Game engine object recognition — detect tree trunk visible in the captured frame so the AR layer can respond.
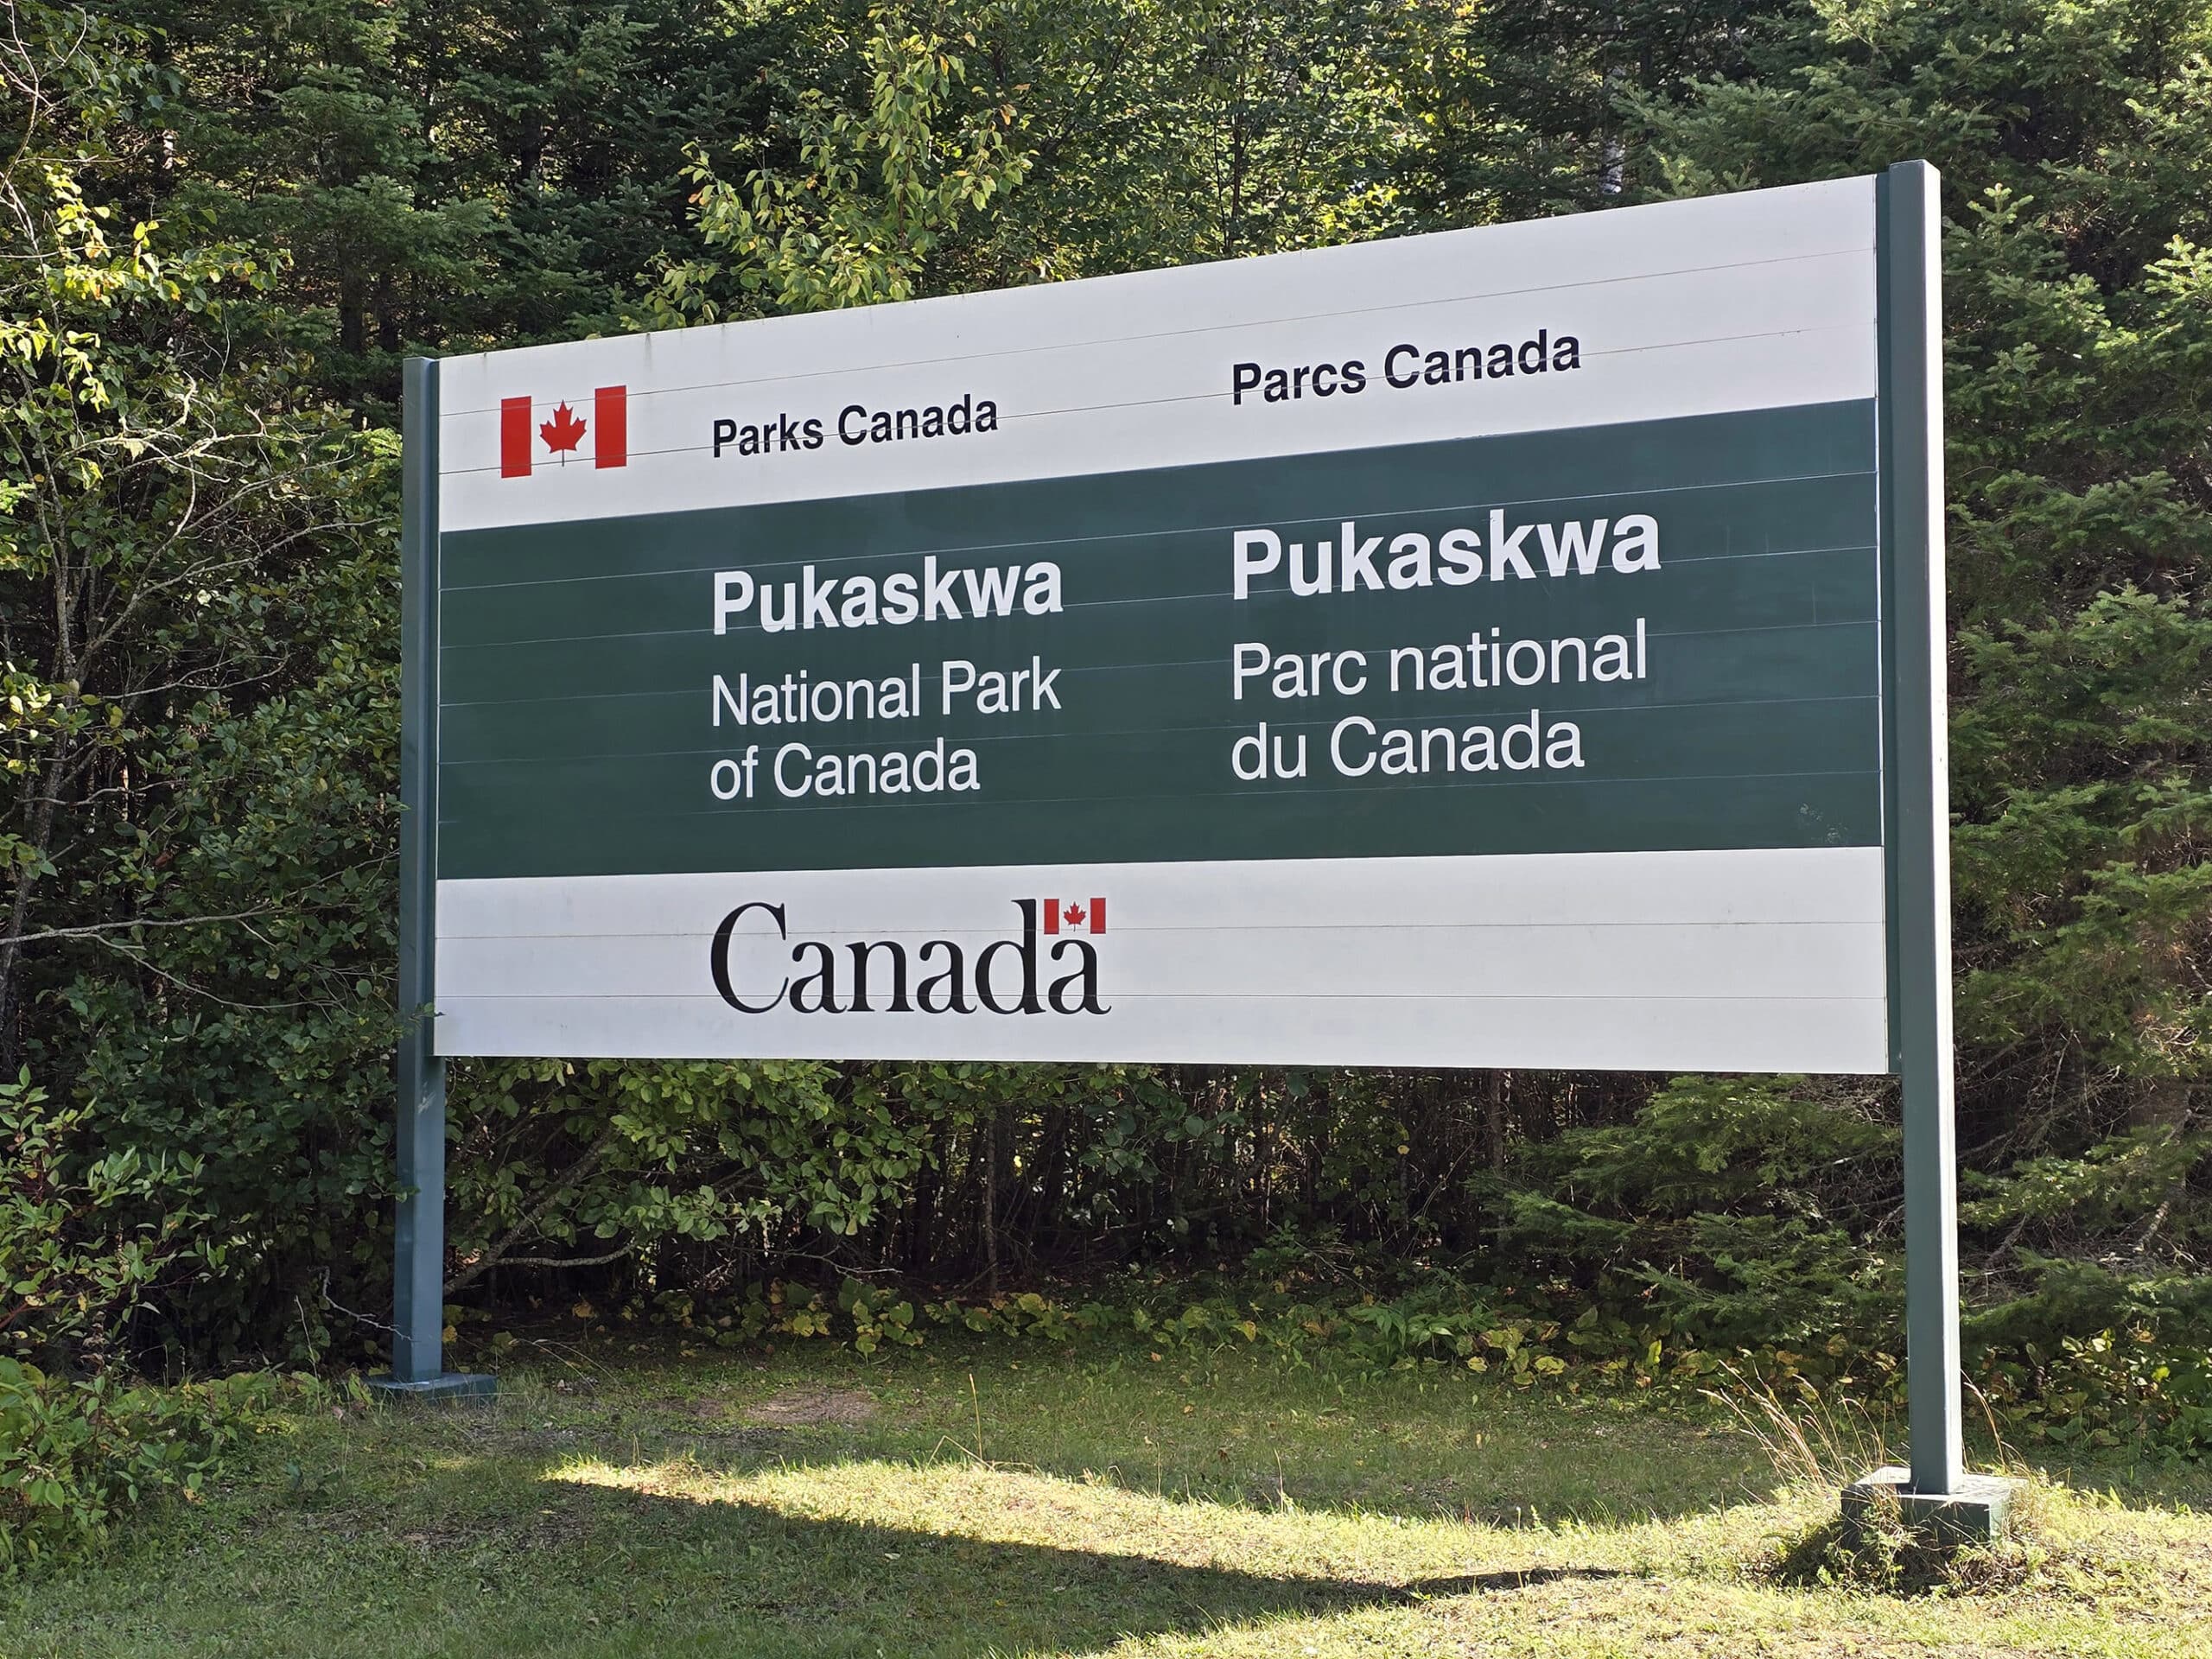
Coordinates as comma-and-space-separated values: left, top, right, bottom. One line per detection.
981, 1115, 1001, 1297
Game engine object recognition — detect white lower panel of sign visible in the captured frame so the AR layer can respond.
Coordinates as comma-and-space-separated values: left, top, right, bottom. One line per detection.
434, 847, 1889, 1071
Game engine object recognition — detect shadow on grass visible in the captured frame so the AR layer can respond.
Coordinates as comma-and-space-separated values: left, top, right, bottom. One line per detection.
480, 1344, 1775, 1529
505, 1414, 1757, 1531
499, 1465, 1632, 1655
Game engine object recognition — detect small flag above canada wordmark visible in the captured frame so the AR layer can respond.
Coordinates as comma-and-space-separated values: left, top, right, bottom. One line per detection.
500, 385, 627, 477
1040, 899, 1106, 936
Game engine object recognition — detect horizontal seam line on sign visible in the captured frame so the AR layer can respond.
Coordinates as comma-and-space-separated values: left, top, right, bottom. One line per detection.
435, 921, 1885, 941
432, 442, 1878, 582
437, 760, 1883, 794
435, 696, 1881, 766
436, 682, 1878, 720
433, 246, 1876, 418
435, 769, 1881, 831
435, 677, 1876, 715
437, 509, 1878, 596
435, 847, 1883, 878
402, 995, 1885, 1008
435, 594, 1883, 658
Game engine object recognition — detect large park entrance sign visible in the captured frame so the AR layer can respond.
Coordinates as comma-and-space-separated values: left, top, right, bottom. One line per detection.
391, 162, 1974, 1518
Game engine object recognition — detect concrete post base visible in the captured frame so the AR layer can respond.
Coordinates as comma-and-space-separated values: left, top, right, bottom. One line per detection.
365, 1372, 498, 1405
1841, 1465, 2019, 1547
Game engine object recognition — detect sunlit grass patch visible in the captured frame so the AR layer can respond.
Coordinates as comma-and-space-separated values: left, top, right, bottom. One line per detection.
551, 1452, 1567, 1581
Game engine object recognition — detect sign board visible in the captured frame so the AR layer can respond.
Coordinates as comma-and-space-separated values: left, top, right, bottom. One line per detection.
393, 165, 1968, 1511
420, 173, 1924, 1075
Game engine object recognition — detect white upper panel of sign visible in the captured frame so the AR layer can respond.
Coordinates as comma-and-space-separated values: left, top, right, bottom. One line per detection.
436, 175, 1876, 534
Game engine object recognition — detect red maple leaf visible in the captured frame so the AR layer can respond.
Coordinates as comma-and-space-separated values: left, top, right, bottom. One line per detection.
540, 402, 588, 456
1063, 903, 1085, 928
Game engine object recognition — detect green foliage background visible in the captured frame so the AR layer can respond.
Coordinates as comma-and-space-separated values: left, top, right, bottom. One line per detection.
1, 0, 2206, 1446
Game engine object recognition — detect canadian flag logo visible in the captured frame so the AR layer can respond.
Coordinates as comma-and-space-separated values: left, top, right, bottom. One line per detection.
1039, 898, 1106, 936
501, 386, 627, 477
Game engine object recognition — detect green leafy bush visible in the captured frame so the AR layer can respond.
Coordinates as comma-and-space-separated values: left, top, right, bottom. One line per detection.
0, 1070, 260, 1570
0, 1071, 219, 1371
1490, 1077, 1903, 1359
0, 1363, 255, 1572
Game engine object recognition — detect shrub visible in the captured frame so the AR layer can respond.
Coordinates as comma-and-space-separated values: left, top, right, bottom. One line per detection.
0, 1363, 252, 1572
0, 1070, 220, 1371
0, 1070, 245, 1568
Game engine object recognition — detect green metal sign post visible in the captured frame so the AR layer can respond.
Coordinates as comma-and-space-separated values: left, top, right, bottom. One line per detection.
1843, 160, 2012, 1538
371, 354, 493, 1402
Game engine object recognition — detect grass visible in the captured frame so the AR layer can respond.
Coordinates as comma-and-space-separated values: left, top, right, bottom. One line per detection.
4, 1333, 2210, 1656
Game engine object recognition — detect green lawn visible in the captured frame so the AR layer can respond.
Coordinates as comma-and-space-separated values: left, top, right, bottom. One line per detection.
6, 1337, 2209, 1656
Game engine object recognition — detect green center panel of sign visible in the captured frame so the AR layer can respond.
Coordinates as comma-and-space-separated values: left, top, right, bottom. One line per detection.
437, 399, 1881, 880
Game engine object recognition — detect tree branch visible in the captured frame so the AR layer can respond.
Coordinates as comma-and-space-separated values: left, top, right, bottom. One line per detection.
2, 906, 286, 946
444, 1128, 625, 1296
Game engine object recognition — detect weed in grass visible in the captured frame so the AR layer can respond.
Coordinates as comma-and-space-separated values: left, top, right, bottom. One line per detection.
1701, 1362, 1895, 1493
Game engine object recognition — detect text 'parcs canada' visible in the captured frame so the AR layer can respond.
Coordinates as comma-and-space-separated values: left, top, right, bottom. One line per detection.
1231, 329, 1582, 406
